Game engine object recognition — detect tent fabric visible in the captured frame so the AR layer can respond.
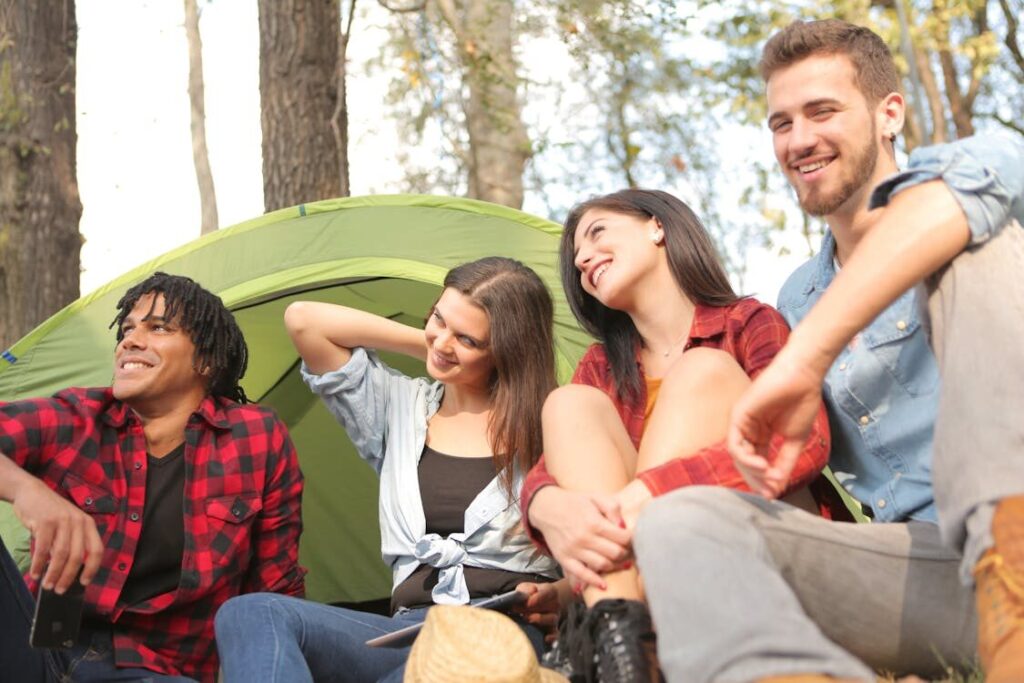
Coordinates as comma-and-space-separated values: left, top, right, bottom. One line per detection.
0, 194, 593, 604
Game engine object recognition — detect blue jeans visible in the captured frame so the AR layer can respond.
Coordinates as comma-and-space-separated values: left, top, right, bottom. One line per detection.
0, 535, 196, 683
214, 592, 546, 683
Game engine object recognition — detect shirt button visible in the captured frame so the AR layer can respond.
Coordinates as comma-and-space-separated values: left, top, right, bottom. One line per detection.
896, 320, 907, 331
118, 562, 127, 571
838, 363, 847, 371
859, 415, 870, 426
134, 461, 142, 470
130, 512, 140, 522
84, 497, 93, 505
877, 499, 887, 509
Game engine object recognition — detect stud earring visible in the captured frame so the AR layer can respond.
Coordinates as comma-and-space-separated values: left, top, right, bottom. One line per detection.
650, 230, 663, 245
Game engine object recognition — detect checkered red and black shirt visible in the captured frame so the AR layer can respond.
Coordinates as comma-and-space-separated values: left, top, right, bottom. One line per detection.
0, 388, 306, 682
521, 298, 837, 550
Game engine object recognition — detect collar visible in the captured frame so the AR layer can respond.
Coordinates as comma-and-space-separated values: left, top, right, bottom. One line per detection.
805, 229, 839, 295
688, 302, 729, 342
101, 393, 232, 430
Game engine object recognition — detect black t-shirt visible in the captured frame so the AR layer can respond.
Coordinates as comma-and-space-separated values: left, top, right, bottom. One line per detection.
119, 442, 186, 607
390, 445, 551, 612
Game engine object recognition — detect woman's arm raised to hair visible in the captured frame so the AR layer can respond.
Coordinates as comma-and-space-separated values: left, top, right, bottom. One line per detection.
284, 301, 427, 375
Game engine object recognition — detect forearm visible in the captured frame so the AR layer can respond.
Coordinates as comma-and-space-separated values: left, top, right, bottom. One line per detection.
0, 453, 37, 503
285, 301, 426, 374
786, 180, 970, 374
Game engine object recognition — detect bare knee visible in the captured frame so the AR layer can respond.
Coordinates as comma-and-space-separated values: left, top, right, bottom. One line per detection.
542, 383, 614, 425
662, 347, 748, 394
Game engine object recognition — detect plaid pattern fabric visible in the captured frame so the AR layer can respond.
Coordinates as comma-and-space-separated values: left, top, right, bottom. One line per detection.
0, 388, 305, 682
521, 298, 834, 551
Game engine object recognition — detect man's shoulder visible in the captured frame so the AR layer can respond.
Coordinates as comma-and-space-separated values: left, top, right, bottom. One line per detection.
214, 398, 285, 429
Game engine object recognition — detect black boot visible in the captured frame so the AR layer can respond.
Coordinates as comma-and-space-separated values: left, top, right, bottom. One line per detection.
587, 599, 660, 683
541, 601, 589, 682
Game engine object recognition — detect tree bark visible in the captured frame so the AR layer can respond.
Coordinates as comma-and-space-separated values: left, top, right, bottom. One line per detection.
184, 0, 219, 234
258, 0, 342, 212
436, 0, 530, 209
0, 0, 82, 351
329, 0, 357, 198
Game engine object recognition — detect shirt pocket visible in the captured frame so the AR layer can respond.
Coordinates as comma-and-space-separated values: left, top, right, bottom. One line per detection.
202, 494, 262, 568
60, 473, 118, 536
860, 292, 939, 397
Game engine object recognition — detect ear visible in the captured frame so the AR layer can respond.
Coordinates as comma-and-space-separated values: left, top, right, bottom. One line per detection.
877, 91, 905, 145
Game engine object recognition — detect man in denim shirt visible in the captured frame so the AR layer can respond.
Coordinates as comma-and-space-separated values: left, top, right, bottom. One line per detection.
633, 19, 1023, 683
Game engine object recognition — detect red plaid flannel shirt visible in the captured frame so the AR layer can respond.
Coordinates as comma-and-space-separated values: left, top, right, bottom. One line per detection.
521, 298, 839, 550
0, 388, 306, 682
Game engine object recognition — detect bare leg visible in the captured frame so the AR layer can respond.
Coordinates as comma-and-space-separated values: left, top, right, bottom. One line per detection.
543, 384, 641, 604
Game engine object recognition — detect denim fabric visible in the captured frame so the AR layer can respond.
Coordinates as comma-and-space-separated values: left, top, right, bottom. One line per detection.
214, 592, 546, 683
871, 133, 1024, 245
301, 348, 557, 604
778, 229, 940, 522
0, 535, 195, 683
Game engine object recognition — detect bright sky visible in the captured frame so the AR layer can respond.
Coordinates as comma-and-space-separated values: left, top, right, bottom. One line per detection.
76, 0, 809, 300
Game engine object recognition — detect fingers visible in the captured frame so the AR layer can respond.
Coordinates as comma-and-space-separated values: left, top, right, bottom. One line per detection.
28, 521, 52, 582
41, 521, 71, 591
763, 437, 806, 498
80, 521, 104, 586
55, 520, 86, 593
562, 558, 606, 591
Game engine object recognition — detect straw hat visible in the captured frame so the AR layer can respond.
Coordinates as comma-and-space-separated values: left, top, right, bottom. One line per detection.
404, 605, 569, 683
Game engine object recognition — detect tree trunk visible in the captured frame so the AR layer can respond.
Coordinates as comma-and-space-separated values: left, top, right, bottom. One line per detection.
184, 0, 219, 234
0, 0, 82, 351
437, 0, 530, 209
330, 0, 357, 199
258, 0, 342, 212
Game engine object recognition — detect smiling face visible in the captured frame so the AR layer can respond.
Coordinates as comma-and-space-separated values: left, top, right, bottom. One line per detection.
112, 293, 207, 413
572, 208, 663, 312
766, 54, 898, 219
423, 287, 496, 391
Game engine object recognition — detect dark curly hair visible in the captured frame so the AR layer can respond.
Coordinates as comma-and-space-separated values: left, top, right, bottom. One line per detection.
110, 272, 249, 403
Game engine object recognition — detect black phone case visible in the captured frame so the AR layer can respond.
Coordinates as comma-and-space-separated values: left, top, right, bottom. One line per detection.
30, 582, 86, 649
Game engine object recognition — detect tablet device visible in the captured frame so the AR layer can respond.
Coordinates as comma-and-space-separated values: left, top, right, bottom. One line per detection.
365, 589, 527, 649
30, 581, 86, 649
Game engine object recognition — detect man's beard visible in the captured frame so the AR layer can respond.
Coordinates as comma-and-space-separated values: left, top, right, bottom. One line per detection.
798, 127, 878, 217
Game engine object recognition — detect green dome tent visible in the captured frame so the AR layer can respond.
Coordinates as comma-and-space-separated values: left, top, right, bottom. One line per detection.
0, 194, 593, 605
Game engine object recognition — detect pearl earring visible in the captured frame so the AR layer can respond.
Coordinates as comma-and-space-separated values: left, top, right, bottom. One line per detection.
650, 230, 663, 245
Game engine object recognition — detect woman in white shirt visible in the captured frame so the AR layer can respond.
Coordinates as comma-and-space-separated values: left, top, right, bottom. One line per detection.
215, 257, 565, 683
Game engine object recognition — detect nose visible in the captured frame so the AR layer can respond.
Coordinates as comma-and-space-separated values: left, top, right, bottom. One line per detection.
574, 245, 591, 273
432, 328, 453, 353
119, 327, 146, 350
787, 117, 818, 159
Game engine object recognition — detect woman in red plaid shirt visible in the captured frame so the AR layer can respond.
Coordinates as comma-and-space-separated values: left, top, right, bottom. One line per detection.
521, 189, 833, 683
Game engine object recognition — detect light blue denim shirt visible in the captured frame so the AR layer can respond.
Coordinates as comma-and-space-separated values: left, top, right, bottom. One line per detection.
778, 133, 1024, 522
871, 132, 1024, 242
302, 347, 558, 605
779, 232, 940, 522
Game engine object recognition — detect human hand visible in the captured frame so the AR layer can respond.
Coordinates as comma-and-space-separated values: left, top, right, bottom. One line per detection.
615, 480, 653, 533
527, 486, 631, 591
12, 478, 104, 593
513, 580, 569, 637
727, 350, 825, 498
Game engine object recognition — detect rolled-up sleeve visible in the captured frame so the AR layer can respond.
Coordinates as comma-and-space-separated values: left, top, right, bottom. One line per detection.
870, 134, 1024, 246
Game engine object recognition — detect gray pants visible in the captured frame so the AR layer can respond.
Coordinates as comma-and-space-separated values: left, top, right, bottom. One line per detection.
635, 222, 1024, 683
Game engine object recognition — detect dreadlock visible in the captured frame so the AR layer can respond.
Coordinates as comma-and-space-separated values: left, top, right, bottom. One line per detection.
110, 272, 249, 403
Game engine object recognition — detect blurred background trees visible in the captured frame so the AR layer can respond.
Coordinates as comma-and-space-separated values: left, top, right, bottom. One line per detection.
2, 0, 1021, 346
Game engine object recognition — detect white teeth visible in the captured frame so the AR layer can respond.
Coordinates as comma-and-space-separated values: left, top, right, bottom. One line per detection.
123, 361, 149, 370
592, 264, 610, 285
798, 159, 830, 173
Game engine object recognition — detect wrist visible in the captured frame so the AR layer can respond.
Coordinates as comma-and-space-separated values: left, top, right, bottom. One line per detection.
779, 326, 839, 380
527, 484, 558, 530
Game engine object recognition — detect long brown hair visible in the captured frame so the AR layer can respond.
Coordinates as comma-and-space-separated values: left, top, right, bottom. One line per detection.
442, 257, 557, 498
560, 189, 738, 400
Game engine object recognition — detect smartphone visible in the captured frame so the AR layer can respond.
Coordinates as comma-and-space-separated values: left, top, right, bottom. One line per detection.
365, 589, 528, 649
30, 581, 86, 649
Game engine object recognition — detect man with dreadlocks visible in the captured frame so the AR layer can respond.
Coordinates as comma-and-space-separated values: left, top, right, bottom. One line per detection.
0, 272, 306, 682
